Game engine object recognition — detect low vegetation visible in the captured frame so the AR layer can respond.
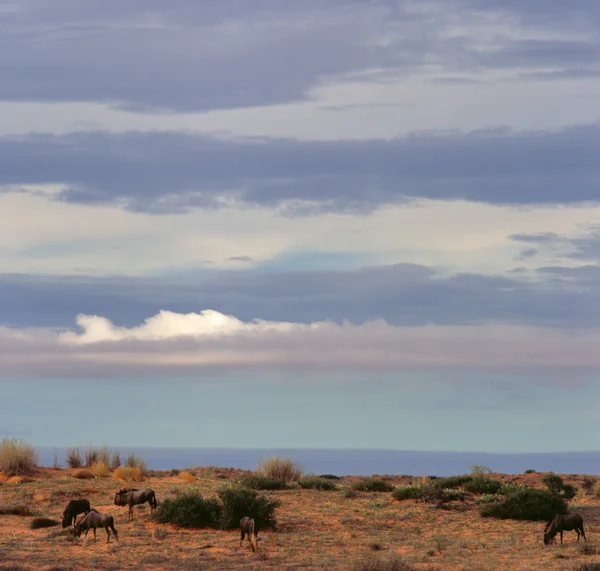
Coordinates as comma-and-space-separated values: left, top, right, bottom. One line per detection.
30, 517, 59, 529
255, 456, 303, 482
66, 447, 83, 469
464, 477, 502, 494
126, 452, 148, 475
0, 438, 38, 476
352, 478, 394, 493
480, 487, 568, 521
353, 554, 416, 571
240, 475, 288, 490
91, 461, 110, 478
113, 466, 143, 482
298, 476, 338, 491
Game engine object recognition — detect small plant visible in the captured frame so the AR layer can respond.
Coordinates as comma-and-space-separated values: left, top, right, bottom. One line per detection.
471, 464, 493, 477
126, 453, 148, 474
392, 485, 422, 501
464, 478, 502, 495
52, 452, 61, 470
84, 447, 99, 467
113, 466, 143, 482
241, 475, 288, 490
66, 448, 82, 469
0, 438, 38, 476
433, 534, 450, 553
97, 446, 112, 466
473, 493, 503, 504
319, 474, 341, 480
580, 543, 597, 555
499, 482, 529, 495
576, 563, 600, 571
369, 542, 385, 551
218, 485, 281, 530
298, 476, 337, 491
435, 475, 473, 489
91, 461, 109, 478
0, 504, 31, 515
180, 471, 196, 483
524, 469, 537, 474
154, 527, 169, 540
352, 478, 394, 493
480, 487, 567, 521
111, 451, 121, 470
255, 456, 303, 482
151, 492, 221, 528
345, 488, 359, 499
31, 517, 60, 529
542, 473, 577, 499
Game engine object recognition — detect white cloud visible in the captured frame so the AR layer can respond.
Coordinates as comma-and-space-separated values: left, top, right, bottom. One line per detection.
2, 309, 600, 377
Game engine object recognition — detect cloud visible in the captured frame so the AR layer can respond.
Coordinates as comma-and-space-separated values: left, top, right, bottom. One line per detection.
511, 228, 600, 263
2, 308, 600, 378
2, 125, 600, 214
0, 1, 598, 113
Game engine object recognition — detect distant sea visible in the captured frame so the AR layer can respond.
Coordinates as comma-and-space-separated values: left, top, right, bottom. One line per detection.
35, 448, 600, 476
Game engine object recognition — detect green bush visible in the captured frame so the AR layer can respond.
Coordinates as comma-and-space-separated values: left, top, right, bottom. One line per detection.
240, 475, 288, 490
542, 473, 578, 499
464, 478, 502, 494
0, 438, 38, 476
479, 488, 567, 521
352, 478, 394, 493
319, 474, 341, 480
298, 477, 337, 491
392, 485, 422, 501
435, 475, 473, 489
218, 485, 281, 530
151, 492, 221, 528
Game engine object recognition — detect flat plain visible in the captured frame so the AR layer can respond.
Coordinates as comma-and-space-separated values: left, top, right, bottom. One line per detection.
1, 468, 599, 570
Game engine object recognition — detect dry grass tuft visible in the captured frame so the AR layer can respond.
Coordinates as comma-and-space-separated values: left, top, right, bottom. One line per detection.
256, 456, 303, 482
30, 517, 60, 529
0, 438, 38, 476
180, 470, 196, 483
72, 469, 94, 480
0, 504, 31, 516
113, 466, 143, 482
65, 448, 82, 469
353, 554, 416, 571
91, 461, 110, 478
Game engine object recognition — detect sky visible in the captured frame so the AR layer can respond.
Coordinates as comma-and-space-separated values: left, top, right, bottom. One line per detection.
1, 0, 600, 453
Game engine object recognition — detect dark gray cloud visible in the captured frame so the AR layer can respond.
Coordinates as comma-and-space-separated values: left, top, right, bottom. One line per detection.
511, 228, 600, 263
2, 125, 600, 213
0, 0, 598, 112
3, 260, 600, 330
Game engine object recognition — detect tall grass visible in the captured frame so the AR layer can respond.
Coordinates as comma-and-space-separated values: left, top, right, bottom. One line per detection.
114, 466, 143, 482
126, 452, 148, 474
66, 447, 82, 469
91, 461, 109, 478
0, 438, 38, 476
256, 456, 303, 482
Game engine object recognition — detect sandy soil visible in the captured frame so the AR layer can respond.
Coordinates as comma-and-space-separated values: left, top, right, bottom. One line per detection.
0, 468, 599, 570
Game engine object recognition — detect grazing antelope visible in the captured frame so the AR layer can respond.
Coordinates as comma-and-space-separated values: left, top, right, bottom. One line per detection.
74, 509, 119, 544
61, 499, 91, 529
544, 513, 586, 545
114, 488, 158, 521
240, 516, 259, 551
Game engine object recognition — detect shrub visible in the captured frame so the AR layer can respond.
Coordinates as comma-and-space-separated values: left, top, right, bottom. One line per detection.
256, 456, 303, 482
480, 488, 567, 521
345, 488, 359, 499
113, 466, 143, 482
84, 448, 99, 467
0, 438, 38, 476
352, 554, 416, 571
435, 475, 473, 489
319, 474, 341, 480
471, 464, 493, 477
392, 485, 422, 501
499, 482, 529, 495
581, 477, 596, 495
0, 504, 31, 515
180, 470, 196, 483
91, 461, 109, 478
464, 478, 502, 495
576, 565, 600, 571
31, 517, 59, 529
524, 469, 537, 474
241, 475, 288, 490
218, 485, 281, 530
580, 543, 597, 556
352, 478, 394, 493
66, 448, 82, 469
72, 469, 94, 479
298, 477, 337, 491
474, 493, 503, 504
542, 473, 578, 499
111, 452, 121, 470
126, 453, 148, 474
151, 492, 221, 528
97, 446, 112, 467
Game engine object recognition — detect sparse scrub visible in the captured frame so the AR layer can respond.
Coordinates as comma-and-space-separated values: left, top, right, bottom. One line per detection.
576, 563, 600, 571
435, 475, 473, 489
351, 478, 394, 493
30, 517, 59, 529
96, 446, 112, 466
151, 492, 221, 528
180, 470, 196, 483
83, 447, 99, 467
0, 438, 38, 476
499, 482, 529, 495
471, 464, 493, 477
480, 487, 567, 521
113, 466, 143, 482
218, 485, 281, 530
524, 469, 537, 474
66, 448, 82, 469
298, 476, 337, 491
473, 493, 503, 504
464, 477, 502, 495
241, 475, 288, 490
542, 473, 577, 499
352, 554, 416, 571
580, 543, 598, 555
582, 476, 596, 495
91, 461, 109, 477
319, 474, 341, 480
154, 527, 169, 540
126, 453, 148, 474
256, 456, 303, 482
392, 485, 422, 501
111, 452, 121, 470
345, 488, 359, 499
